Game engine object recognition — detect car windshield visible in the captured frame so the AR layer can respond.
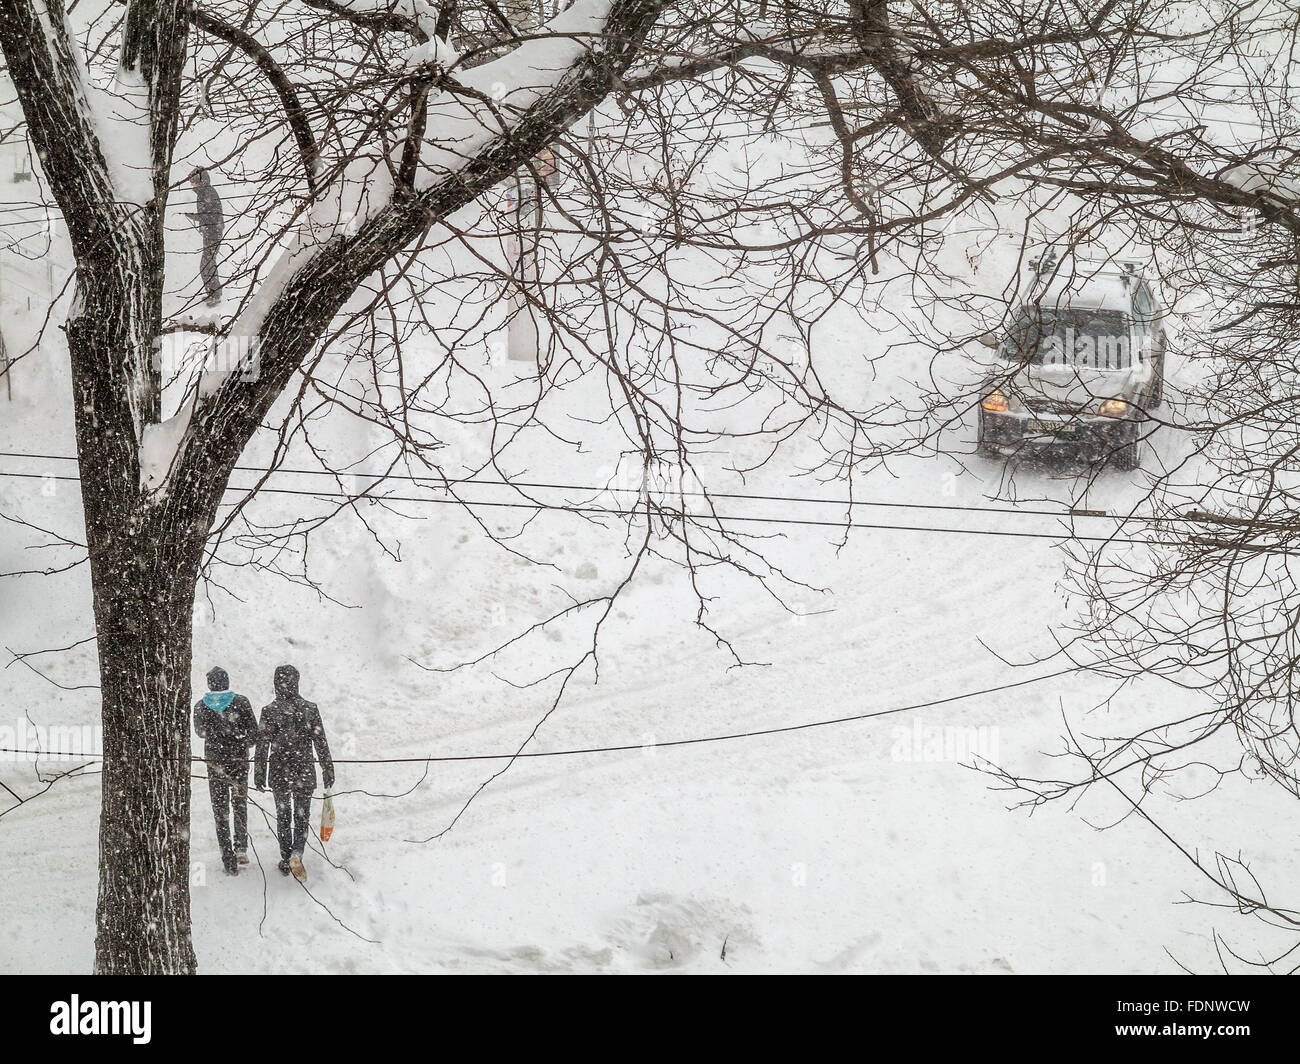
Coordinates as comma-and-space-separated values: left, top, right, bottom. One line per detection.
1002, 307, 1135, 369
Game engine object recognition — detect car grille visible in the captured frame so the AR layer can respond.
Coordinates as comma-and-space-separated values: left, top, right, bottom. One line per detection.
1021, 396, 1080, 416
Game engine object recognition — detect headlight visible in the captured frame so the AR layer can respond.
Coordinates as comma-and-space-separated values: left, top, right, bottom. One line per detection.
982, 389, 1010, 413
1098, 398, 1128, 417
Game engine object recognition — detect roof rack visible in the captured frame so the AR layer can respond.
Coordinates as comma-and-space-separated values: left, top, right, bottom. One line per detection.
1026, 251, 1146, 289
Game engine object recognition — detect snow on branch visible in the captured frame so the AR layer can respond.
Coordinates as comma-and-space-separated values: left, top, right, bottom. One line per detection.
413, 0, 617, 188
82, 66, 156, 208
146, 0, 663, 503
225, 0, 624, 347
0, 0, 147, 238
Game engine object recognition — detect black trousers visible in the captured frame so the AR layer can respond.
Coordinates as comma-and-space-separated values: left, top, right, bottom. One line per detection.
273, 789, 313, 860
207, 760, 249, 861
199, 232, 222, 304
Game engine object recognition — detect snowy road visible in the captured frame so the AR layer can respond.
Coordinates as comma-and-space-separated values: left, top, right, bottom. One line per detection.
0, 400, 1263, 972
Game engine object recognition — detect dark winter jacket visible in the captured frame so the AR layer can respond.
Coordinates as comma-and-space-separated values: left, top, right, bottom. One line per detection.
193, 690, 259, 767
255, 665, 335, 794
186, 171, 224, 238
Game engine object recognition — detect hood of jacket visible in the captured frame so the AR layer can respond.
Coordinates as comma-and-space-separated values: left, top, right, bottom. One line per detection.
273, 665, 300, 701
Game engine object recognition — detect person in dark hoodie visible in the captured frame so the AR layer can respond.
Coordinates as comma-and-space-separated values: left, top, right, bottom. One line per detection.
255, 665, 334, 881
185, 166, 224, 305
193, 666, 260, 876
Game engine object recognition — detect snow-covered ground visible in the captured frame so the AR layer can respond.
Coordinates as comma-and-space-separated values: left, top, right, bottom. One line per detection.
0, 241, 1285, 973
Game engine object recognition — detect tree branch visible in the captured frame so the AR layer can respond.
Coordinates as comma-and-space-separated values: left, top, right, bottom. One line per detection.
191, 7, 321, 194
0, 0, 128, 260
170, 0, 669, 518
295, 0, 424, 37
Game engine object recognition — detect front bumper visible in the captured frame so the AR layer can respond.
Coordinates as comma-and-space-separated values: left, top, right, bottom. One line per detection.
980, 407, 1137, 458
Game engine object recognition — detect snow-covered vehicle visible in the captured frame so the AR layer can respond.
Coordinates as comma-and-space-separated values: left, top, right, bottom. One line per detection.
977, 258, 1167, 470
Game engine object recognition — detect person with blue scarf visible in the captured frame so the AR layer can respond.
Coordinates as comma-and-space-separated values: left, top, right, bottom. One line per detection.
193, 666, 260, 876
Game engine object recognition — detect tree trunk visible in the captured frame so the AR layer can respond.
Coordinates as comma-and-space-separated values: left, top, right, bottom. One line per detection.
89, 525, 201, 974
58, 186, 209, 969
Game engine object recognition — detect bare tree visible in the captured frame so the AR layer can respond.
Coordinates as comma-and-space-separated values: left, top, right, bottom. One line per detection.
0, 0, 676, 975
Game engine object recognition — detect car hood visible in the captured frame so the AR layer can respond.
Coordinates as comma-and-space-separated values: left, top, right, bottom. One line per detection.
998, 360, 1151, 407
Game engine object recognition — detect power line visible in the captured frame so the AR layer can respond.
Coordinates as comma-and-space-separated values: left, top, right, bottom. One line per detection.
0, 657, 1097, 767
0, 447, 1173, 522
3, 454, 1287, 551
0, 466, 1163, 547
